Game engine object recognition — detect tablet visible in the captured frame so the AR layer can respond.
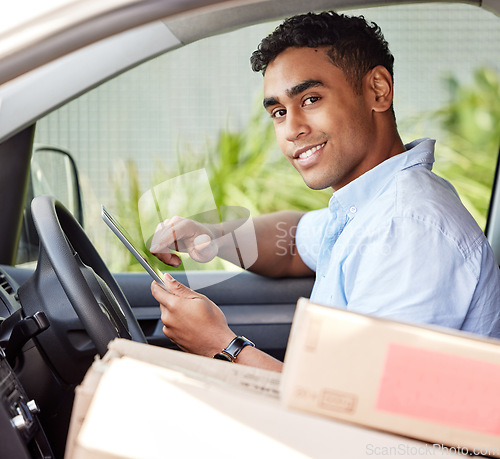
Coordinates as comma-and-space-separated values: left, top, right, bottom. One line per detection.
101, 205, 170, 292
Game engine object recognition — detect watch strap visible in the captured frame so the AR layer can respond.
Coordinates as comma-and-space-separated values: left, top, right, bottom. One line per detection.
213, 336, 255, 362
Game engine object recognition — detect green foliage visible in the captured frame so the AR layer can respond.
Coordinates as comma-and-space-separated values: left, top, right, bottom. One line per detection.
440, 68, 500, 148
432, 67, 500, 228
110, 161, 157, 272
108, 160, 186, 273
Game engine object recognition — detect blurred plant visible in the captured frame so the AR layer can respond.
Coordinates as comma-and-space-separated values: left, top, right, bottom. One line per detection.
439, 68, 500, 148
432, 67, 500, 228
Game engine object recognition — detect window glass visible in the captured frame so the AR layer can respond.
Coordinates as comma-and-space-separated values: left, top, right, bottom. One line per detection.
33, 3, 500, 272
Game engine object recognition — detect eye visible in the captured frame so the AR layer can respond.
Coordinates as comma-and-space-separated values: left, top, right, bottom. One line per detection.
303, 96, 320, 106
271, 108, 287, 119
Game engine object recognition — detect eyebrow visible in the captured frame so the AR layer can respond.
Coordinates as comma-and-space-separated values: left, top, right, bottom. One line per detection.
263, 79, 324, 109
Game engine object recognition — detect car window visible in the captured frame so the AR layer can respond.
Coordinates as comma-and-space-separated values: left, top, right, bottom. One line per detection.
32, 3, 500, 273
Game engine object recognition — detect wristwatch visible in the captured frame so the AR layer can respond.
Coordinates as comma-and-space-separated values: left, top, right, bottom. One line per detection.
213, 336, 255, 362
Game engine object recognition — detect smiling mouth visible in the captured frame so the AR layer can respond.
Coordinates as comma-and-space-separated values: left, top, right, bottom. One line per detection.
296, 142, 326, 160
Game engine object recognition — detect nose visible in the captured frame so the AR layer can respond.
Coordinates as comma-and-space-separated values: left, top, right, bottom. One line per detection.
285, 109, 310, 142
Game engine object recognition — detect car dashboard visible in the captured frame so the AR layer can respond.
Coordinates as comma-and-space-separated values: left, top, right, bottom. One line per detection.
0, 269, 54, 458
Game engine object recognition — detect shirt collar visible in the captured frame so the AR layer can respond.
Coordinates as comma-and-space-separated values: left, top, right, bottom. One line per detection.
328, 138, 436, 217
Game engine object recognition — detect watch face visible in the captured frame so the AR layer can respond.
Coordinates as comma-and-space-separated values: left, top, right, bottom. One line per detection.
213, 353, 232, 362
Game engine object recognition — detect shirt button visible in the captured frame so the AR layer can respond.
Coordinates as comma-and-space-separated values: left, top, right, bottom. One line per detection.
349, 206, 357, 214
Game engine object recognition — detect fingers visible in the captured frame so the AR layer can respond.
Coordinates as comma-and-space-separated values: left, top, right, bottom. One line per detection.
190, 234, 218, 262
150, 219, 179, 253
152, 275, 195, 348
151, 274, 233, 356
163, 272, 199, 298
150, 217, 217, 265
151, 273, 200, 302
154, 251, 182, 268
150, 218, 183, 267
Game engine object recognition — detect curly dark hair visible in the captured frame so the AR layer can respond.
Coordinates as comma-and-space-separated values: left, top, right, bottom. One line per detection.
250, 11, 394, 95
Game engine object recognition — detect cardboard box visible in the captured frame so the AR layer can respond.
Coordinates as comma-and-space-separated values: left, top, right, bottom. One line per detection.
66, 338, 441, 458
281, 298, 500, 457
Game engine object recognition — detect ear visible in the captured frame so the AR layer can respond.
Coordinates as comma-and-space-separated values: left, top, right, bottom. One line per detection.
364, 65, 393, 113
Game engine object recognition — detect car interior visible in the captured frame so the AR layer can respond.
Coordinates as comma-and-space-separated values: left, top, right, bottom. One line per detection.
0, 0, 499, 457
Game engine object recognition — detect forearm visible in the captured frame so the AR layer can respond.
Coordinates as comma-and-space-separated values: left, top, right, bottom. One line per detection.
213, 210, 312, 277
233, 345, 283, 372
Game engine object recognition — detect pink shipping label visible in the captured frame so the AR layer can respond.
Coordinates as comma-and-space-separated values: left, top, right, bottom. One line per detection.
376, 343, 500, 436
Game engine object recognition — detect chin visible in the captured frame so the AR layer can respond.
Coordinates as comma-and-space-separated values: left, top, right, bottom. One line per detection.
297, 167, 336, 191
302, 177, 332, 191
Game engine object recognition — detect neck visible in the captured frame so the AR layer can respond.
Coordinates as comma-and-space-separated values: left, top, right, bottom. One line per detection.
373, 112, 406, 161
330, 121, 406, 193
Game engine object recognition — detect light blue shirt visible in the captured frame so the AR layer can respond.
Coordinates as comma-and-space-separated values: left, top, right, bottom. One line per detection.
296, 139, 500, 337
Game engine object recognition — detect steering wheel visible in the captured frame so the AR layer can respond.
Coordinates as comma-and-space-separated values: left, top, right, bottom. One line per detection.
18, 195, 146, 383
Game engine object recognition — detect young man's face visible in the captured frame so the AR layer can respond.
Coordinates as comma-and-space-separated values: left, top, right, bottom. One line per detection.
263, 46, 380, 191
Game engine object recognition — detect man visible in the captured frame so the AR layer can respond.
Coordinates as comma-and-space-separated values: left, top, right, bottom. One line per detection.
150, 11, 500, 372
